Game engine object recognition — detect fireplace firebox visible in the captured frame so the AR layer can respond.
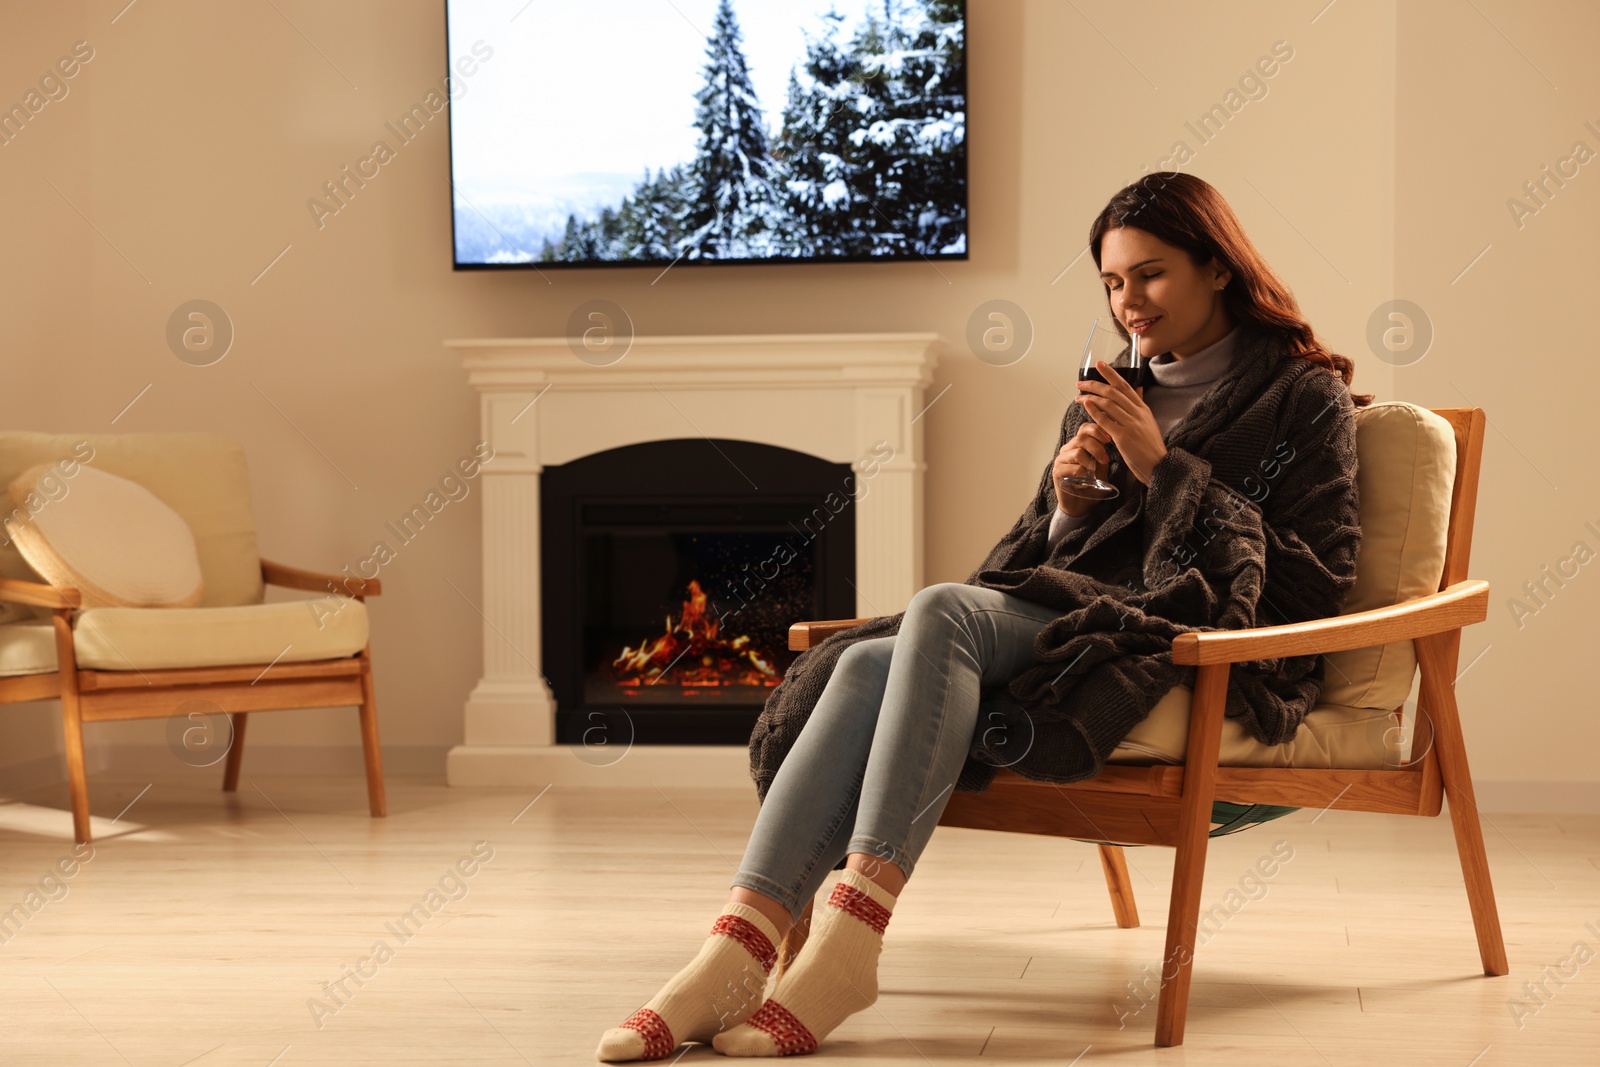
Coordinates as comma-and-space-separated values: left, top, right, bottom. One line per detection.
541, 438, 856, 745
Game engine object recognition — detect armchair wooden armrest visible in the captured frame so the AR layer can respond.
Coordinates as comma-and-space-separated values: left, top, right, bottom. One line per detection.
261, 559, 382, 598
788, 581, 1489, 663
1169, 579, 1488, 666
0, 576, 81, 609
789, 617, 876, 651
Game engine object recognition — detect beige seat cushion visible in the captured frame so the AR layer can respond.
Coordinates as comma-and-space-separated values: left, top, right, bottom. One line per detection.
0, 432, 263, 609
74, 599, 369, 671
1109, 683, 1402, 769
0, 621, 58, 677
8, 464, 204, 608
1110, 401, 1454, 771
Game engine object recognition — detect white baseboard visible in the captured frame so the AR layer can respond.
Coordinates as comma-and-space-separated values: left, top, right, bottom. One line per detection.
1470, 779, 1600, 813
96, 744, 447, 779
7, 746, 1594, 812
446, 743, 752, 788
0, 748, 108, 794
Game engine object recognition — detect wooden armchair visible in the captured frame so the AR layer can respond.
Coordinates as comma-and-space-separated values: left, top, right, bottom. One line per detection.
0, 562, 384, 845
0, 431, 386, 844
781, 406, 1504, 1046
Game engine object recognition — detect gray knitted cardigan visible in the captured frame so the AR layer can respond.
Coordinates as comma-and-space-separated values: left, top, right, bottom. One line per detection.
748, 320, 1362, 803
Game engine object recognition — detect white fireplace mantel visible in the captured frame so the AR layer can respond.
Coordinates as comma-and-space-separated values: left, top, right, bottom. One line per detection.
445, 333, 943, 787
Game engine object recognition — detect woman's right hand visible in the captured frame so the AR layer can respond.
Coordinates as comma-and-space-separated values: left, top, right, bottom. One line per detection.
1054, 422, 1114, 516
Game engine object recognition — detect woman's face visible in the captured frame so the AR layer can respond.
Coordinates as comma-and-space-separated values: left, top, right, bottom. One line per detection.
1098, 226, 1233, 358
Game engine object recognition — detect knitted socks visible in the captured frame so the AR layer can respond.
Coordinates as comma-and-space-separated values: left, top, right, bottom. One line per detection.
712, 867, 897, 1057
596, 901, 782, 1061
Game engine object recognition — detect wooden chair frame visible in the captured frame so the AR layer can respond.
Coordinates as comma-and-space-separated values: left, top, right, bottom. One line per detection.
0, 561, 386, 844
782, 407, 1505, 1046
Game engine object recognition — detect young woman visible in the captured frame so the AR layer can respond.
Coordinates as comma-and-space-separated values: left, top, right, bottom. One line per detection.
598, 172, 1370, 1060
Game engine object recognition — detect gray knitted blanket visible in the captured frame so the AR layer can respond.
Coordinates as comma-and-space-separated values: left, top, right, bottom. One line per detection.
748, 321, 1362, 803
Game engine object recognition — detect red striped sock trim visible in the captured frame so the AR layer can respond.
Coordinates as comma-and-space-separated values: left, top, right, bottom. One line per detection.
711, 913, 778, 973
618, 1007, 676, 1059
744, 997, 818, 1055
827, 881, 892, 935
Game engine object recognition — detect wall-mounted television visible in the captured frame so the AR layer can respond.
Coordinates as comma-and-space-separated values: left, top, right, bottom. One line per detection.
445, 0, 967, 270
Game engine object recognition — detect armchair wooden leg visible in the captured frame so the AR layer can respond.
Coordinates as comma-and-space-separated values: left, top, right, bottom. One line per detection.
1155, 662, 1229, 1048
222, 713, 248, 792
777, 897, 814, 974
357, 647, 387, 817
61, 694, 91, 845
1416, 631, 1508, 976
52, 611, 91, 844
1097, 844, 1140, 928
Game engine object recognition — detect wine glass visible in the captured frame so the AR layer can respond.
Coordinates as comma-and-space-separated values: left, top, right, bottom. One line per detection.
1059, 315, 1144, 501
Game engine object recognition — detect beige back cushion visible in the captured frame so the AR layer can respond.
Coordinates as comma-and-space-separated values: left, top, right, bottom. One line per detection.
1111, 402, 1459, 769
8, 464, 205, 608
0, 432, 264, 608
1317, 402, 1457, 709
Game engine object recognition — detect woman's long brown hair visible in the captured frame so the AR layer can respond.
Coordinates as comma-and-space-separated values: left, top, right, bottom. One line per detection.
1088, 171, 1374, 407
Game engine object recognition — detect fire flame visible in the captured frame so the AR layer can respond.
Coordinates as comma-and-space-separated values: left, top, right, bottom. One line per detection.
611, 579, 780, 688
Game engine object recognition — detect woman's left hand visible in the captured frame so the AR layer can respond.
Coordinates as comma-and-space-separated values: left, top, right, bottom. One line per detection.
1076, 360, 1168, 486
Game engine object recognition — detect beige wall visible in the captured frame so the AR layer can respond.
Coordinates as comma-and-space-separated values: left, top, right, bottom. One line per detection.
1, 1, 98, 784
0, 2, 1586, 803
1395, 0, 1600, 799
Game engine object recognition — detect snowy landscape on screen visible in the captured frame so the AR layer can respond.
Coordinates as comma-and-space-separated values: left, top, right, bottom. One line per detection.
448, 0, 966, 266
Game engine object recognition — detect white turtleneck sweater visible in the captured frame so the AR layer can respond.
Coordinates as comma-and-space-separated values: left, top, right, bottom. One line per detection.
1047, 325, 1240, 547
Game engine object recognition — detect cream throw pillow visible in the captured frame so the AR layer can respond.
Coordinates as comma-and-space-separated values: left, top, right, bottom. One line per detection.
6, 464, 204, 608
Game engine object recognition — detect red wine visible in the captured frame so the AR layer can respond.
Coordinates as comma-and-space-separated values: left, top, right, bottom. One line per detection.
1080, 365, 1145, 388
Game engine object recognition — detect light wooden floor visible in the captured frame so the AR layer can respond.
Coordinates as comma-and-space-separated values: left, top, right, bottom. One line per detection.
0, 771, 1594, 1065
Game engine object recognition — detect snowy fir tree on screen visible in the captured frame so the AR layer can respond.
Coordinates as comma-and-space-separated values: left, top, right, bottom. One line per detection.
517, 0, 966, 265
777, 0, 967, 258
680, 0, 786, 258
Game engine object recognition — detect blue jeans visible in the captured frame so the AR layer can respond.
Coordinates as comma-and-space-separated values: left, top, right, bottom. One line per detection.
730, 582, 1063, 922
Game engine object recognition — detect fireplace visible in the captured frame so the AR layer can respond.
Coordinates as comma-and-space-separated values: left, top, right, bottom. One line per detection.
541, 437, 855, 744
445, 331, 939, 787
